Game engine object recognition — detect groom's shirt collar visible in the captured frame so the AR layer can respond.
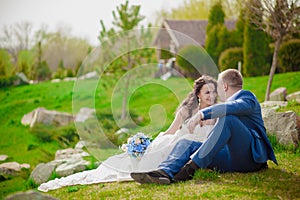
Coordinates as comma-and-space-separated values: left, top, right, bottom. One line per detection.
226, 89, 242, 101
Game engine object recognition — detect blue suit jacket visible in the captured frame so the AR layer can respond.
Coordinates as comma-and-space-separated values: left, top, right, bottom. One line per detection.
201, 90, 278, 165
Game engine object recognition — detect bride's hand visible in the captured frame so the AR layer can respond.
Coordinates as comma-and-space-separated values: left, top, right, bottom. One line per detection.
187, 116, 198, 133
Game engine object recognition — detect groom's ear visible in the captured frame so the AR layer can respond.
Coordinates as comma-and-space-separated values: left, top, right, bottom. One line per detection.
223, 83, 228, 91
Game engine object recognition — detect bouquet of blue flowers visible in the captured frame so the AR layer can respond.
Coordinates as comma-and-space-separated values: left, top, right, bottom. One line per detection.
121, 132, 151, 158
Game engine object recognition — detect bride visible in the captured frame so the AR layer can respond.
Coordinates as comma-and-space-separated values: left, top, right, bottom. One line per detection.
38, 75, 218, 192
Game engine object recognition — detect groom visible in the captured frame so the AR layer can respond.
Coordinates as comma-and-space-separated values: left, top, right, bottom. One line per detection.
130, 69, 278, 184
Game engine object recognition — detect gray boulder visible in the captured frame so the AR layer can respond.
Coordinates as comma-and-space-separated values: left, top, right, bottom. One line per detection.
5, 190, 58, 200
75, 107, 95, 122
0, 162, 30, 179
286, 91, 300, 101
260, 101, 288, 109
55, 155, 90, 177
0, 155, 8, 161
269, 87, 287, 101
21, 107, 73, 128
29, 163, 58, 185
55, 148, 89, 160
262, 108, 300, 147
30, 148, 90, 185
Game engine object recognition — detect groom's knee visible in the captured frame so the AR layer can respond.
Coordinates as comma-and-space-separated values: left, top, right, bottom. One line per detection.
223, 115, 240, 125
177, 139, 195, 146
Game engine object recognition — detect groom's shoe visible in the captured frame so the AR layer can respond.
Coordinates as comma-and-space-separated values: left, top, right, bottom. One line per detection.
173, 160, 199, 182
131, 169, 171, 185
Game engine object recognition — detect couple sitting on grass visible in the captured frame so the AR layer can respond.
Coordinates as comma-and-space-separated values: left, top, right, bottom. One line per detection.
38, 69, 277, 191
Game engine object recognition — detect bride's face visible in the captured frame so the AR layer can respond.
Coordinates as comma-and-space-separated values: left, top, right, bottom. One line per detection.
197, 83, 217, 108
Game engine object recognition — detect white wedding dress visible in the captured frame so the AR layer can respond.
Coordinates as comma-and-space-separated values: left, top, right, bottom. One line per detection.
38, 123, 215, 192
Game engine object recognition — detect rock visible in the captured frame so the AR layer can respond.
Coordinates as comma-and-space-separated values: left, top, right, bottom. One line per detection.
0, 155, 8, 161
55, 148, 89, 160
20, 163, 31, 169
269, 87, 287, 101
262, 108, 300, 147
55, 155, 90, 177
21, 110, 35, 126
30, 147, 91, 184
51, 79, 61, 83
0, 162, 21, 176
5, 190, 58, 200
260, 101, 288, 109
29, 163, 58, 185
286, 91, 300, 101
75, 140, 86, 149
14, 72, 29, 86
75, 107, 95, 122
78, 71, 98, 80
63, 77, 77, 82
0, 162, 30, 176
21, 107, 73, 128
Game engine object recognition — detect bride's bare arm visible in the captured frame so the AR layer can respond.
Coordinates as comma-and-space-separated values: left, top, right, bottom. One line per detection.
162, 108, 185, 135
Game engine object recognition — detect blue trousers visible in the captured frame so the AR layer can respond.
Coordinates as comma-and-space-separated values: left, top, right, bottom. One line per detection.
159, 115, 264, 178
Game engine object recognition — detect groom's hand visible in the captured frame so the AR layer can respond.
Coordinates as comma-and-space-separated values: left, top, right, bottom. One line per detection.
187, 112, 203, 133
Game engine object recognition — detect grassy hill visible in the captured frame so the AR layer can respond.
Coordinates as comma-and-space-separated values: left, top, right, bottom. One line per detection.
0, 71, 300, 199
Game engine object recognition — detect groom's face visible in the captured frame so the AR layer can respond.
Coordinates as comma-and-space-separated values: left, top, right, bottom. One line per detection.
217, 76, 226, 102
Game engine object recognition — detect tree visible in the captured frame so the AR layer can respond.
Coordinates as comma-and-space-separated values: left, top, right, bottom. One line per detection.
248, 0, 300, 100
42, 30, 91, 73
235, 8, 246, 46
205, 2, 230, 64
0, 49, 13, 77
110, 0, 145, 120
243, 2, 270, 77
0, 22, 34, 67
17, 50, 35, 79
206, 2, 225, 33
154, 0, 244, 24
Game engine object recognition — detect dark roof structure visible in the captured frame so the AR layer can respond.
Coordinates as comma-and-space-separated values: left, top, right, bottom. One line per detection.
153, 19, 236, 49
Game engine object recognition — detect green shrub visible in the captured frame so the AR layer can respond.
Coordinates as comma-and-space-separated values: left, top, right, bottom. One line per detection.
160, 48, 174, 60
30, 123, 79, 146
0, 76, 16, 88
219, 47, 243, 71
176, 45, 214, 78
278, 39, 300, 72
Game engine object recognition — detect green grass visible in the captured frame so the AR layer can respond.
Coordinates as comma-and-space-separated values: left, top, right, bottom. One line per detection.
46, 152, 300, 199
243, 71, 300, 102
0, 71, 299, 199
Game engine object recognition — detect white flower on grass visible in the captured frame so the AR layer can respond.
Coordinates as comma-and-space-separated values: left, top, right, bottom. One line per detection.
121, 144, 128, 151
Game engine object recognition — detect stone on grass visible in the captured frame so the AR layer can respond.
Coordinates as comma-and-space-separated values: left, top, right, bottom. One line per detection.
5, 190, 58, 200
29, 163, 58, 185
55, 148, 89, 160
75, 107, 95, 122
269, 87, 287, 101
0, 155, 8, 161
286, 91, 300, 101
260, 101, 288, 109
21, 107, 73, 128
262, 108, 300, 147
55, 155, 90, 177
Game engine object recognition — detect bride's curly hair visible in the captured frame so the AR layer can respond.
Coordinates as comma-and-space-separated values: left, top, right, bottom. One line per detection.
177, 75, 217, 121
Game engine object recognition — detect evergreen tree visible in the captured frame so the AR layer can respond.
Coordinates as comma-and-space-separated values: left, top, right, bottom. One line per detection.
206, 2, 225, 34
243, 3, 270, 77
0, 49, 13, 77
235, 8, 246, 47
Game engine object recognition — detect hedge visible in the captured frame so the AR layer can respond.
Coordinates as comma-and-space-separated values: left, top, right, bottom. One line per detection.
278, 39, 300, 72
218, 47, 243, 72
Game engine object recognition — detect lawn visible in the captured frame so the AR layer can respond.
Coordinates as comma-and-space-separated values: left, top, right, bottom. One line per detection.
0, 71, 299, 199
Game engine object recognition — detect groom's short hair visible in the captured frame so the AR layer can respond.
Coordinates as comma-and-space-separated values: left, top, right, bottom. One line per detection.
220, 69, 243, 89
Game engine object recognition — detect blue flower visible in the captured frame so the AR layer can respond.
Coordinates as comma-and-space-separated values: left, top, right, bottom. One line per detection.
121, 132, 151, 158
